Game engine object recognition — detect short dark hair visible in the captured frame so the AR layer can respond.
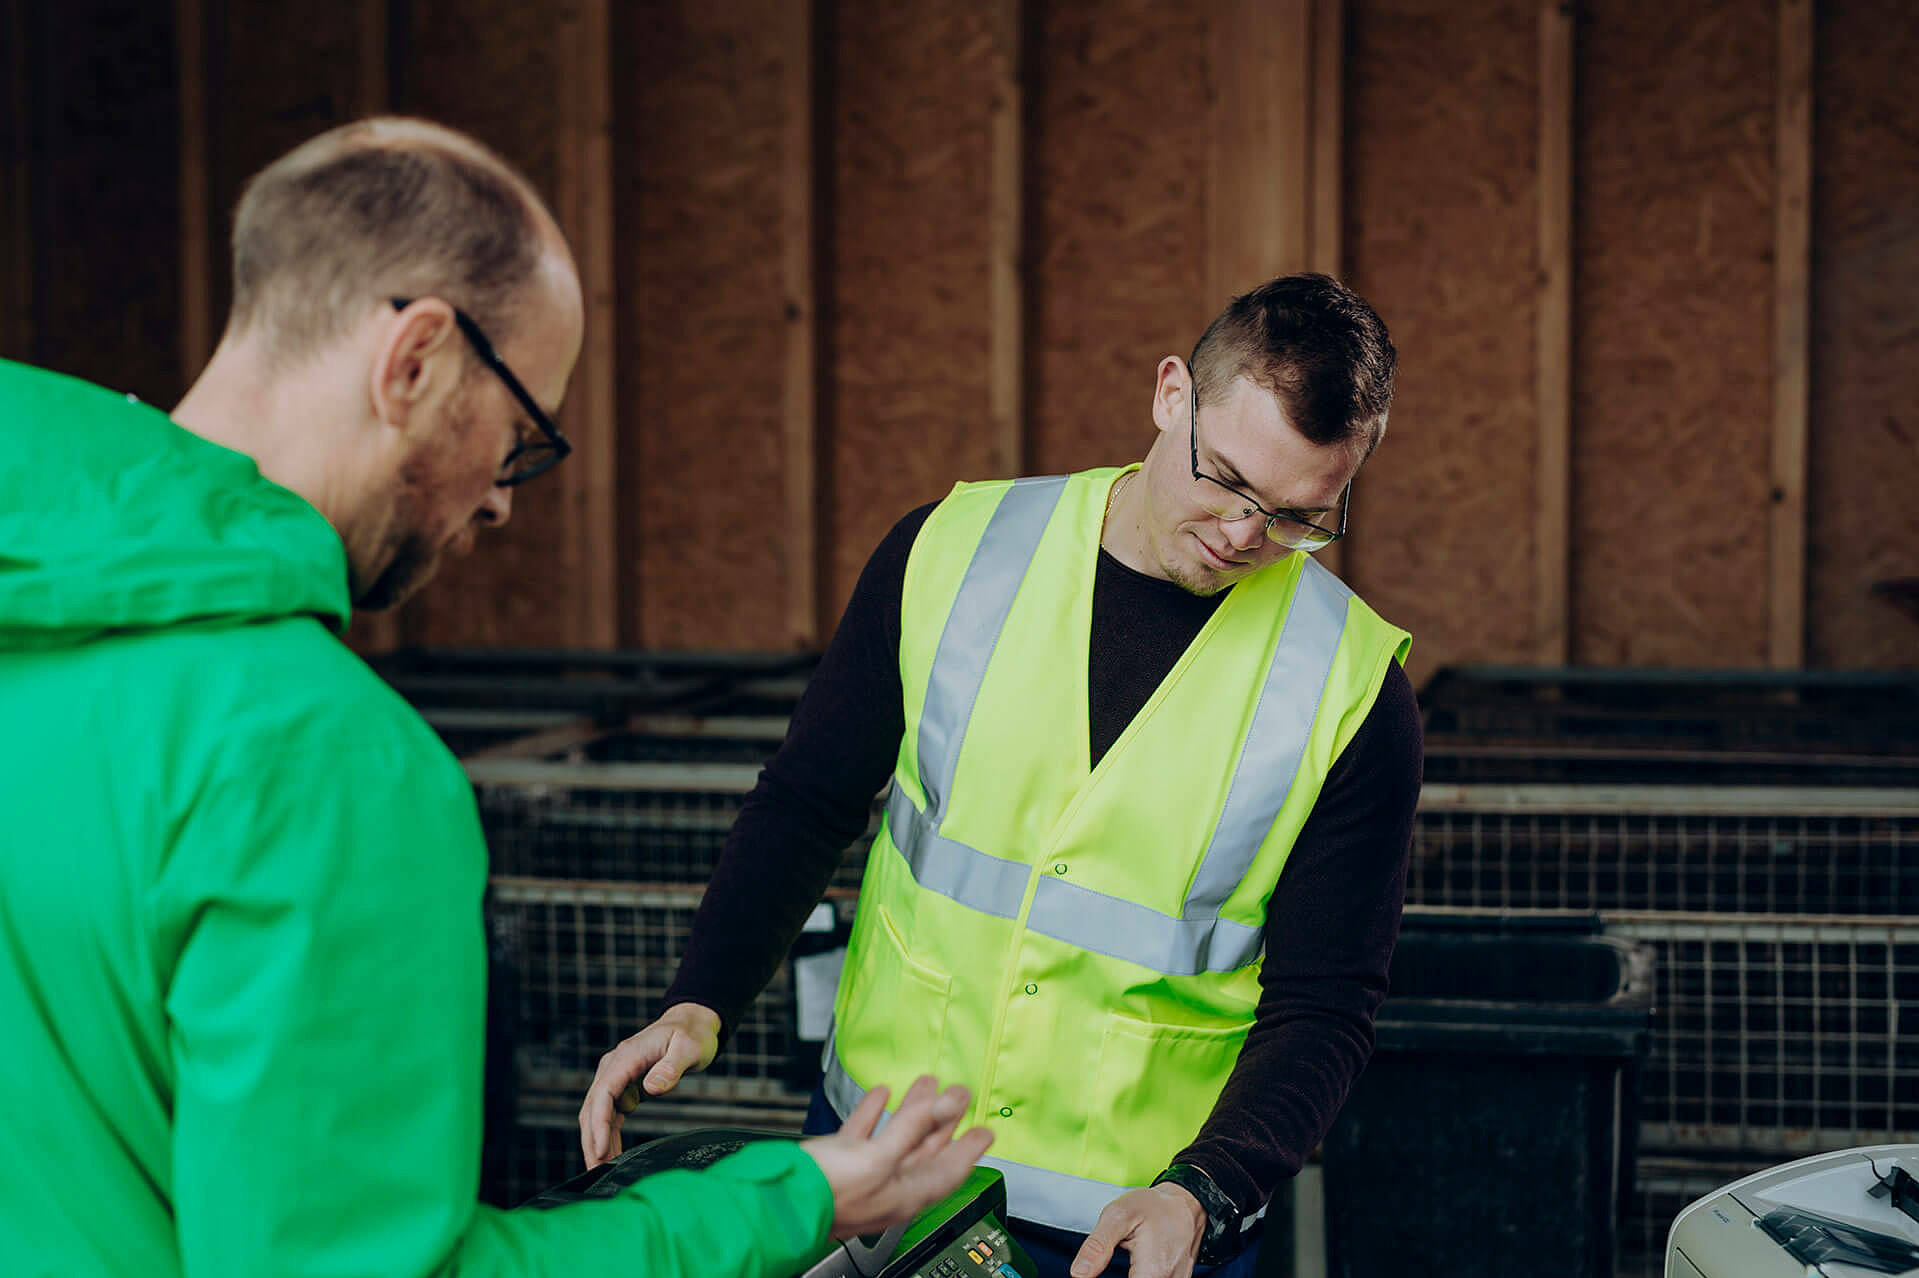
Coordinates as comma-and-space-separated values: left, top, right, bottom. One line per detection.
1189, 273, 1396, 456
227, 117, 549, 364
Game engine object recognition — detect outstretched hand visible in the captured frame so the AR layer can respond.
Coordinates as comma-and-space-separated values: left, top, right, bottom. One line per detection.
1070, 1183, 1206, 1278
801, 1075, 995, 1240
578, 1002, 721, 1167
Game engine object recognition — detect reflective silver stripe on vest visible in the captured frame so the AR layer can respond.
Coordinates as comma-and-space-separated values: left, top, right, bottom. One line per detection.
900, 502, 1356, 974
917, 475, 1068, 817
1188, 558, 1354, 912
821, 1029, 1123, 1234
888, 785, 1029, 920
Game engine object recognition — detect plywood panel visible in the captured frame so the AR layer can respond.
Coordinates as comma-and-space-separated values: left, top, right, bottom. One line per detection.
1768, 0, 1811, 668
1, 0, 32, 364
397, 0, 573, 647
618, 1, 794, 650
1533, 0, 1573, 665
1571, 1, 1775, 666
29, 0, 182, 405
1807, 0, 1919, 668
1030, 0, 1210, 481
1343, 0, 1538, 687
828, 0, 998, 615
554, 0, 618, 649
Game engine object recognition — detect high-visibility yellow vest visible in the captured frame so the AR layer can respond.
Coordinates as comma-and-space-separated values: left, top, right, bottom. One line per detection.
825, 467, 1412, 1234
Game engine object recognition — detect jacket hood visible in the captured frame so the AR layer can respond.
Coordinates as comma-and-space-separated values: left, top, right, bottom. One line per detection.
0, 359, 351, 649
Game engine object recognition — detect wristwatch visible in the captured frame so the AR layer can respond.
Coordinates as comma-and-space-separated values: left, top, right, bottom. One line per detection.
1151, 1163, 1245, 1266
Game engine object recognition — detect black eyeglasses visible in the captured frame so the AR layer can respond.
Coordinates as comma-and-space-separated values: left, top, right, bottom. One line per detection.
389, 297, 571, 486
1188, 381, 1347, 552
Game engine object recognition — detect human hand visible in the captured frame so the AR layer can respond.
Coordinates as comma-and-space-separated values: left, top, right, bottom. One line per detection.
801, 1075, 995, 1240
577, 1001, 721, 1167
1070, 1183, 1206, 1278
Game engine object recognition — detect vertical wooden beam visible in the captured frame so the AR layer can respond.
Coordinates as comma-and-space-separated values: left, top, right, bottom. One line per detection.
176, 0, 213, 379
987, 0, 1026, 481
348, 0, 410, 655
1308, 0, 1346, 580
555, 0, 619, 648
780, 0, 822, 648
1769, 0, 1813, 669
1534, 0, 1574, 665
1, 0, 31, 363
1307, 0, 1344, 280
1206, 0, 1313, 309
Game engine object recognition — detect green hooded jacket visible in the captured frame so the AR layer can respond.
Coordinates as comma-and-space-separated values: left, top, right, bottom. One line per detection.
0, 359, 833, 1276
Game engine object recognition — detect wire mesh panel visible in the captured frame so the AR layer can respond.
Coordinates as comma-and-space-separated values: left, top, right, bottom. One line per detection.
1608, 915, 1919, 1157
487, 877, 818, 1123
1410, 787, 1919, 915
476, 776, 876, 891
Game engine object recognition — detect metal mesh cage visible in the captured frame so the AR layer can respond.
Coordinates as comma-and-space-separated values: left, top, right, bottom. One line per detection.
477, 779, 876, 891
1409, 787, 1919, 916
1608, 914, 1919, 1156
489, 877, 816, 1099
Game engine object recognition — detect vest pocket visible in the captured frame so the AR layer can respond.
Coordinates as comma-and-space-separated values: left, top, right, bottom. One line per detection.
839, 900, 953, 1086
1080, 1012, 1250, 1182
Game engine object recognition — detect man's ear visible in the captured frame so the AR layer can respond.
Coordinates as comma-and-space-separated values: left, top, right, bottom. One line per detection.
1149, 355, 1189, 438
370, 299, 462, 434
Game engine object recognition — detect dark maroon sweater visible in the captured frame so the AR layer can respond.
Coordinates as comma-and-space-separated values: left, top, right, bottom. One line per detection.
663, 501, 1423, 1215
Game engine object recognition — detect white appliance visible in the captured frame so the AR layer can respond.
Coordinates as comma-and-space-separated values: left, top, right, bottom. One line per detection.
1668, 1144, 1919, 1277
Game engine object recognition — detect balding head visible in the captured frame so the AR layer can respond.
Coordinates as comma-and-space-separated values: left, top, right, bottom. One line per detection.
226, 117, 571, 366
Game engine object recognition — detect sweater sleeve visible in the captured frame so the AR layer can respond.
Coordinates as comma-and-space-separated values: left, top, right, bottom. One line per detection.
1170, 659, 1423, 1215
660, 504, 937, 1036
158, 712, 833, 1278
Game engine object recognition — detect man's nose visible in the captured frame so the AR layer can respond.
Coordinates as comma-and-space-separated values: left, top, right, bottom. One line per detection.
1219, 511, 1267, 551
477, 483, 514, 528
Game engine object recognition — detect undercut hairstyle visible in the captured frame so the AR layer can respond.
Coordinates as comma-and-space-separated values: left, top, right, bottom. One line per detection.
226, 117, 548, 364
1189, 273, 1397, 457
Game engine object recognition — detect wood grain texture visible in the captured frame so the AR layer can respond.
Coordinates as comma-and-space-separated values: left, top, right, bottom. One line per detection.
1571, 1, 1776, 667
1768, 0, 1811, 668
1806, 0, 1919, 668
1208, 0, 1312, 306
781, 0, 822, 648
555, 0, 619, 648
620, 0, 796, 649
1534, 0, 1573, 664
1309, 0, 1346, 581
988, 0, 1027, 481
1343, 0, 1539, 687
398, 0, 573, 647
28, 0, 183, 405
1030, 0, 1211, 480
827, 0, 998, 616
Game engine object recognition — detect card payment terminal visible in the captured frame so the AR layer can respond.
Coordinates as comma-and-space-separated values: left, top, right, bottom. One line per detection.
523, 1128, 1035, 1278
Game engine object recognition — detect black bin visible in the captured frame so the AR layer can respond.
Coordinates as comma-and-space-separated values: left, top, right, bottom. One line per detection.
1321, 913, 1653, 1278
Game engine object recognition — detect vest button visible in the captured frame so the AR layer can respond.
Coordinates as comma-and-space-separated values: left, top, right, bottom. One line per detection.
1054, 862, 1068, 875
999, 1106, 1014, 1118
1024, 983, 1038, 995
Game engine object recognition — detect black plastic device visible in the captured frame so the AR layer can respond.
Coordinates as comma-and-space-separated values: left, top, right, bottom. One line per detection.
524, 1128, 1035, 1278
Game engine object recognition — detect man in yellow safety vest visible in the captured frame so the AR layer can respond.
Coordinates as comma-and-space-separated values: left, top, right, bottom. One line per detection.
582, 273, 1421, 1278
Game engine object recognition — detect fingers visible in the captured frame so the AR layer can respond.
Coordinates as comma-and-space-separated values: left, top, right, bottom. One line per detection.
578, 1031, 668, 1167
641, 1029, 702, 1094
871, 1074, 943, 1154
841, 1083, 891, 1141
1070, 1200, 1134, 1278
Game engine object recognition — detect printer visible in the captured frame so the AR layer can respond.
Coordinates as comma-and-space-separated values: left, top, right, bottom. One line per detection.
526, 1127, 1035, 1278
1668, 1144, 1919, 1277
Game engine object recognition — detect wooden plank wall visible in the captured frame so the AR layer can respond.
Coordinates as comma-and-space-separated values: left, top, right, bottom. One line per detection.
7, 0, 1916, 671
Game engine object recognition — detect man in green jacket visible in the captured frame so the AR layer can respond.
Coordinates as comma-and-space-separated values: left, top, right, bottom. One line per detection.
0, 117, 990, 1278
